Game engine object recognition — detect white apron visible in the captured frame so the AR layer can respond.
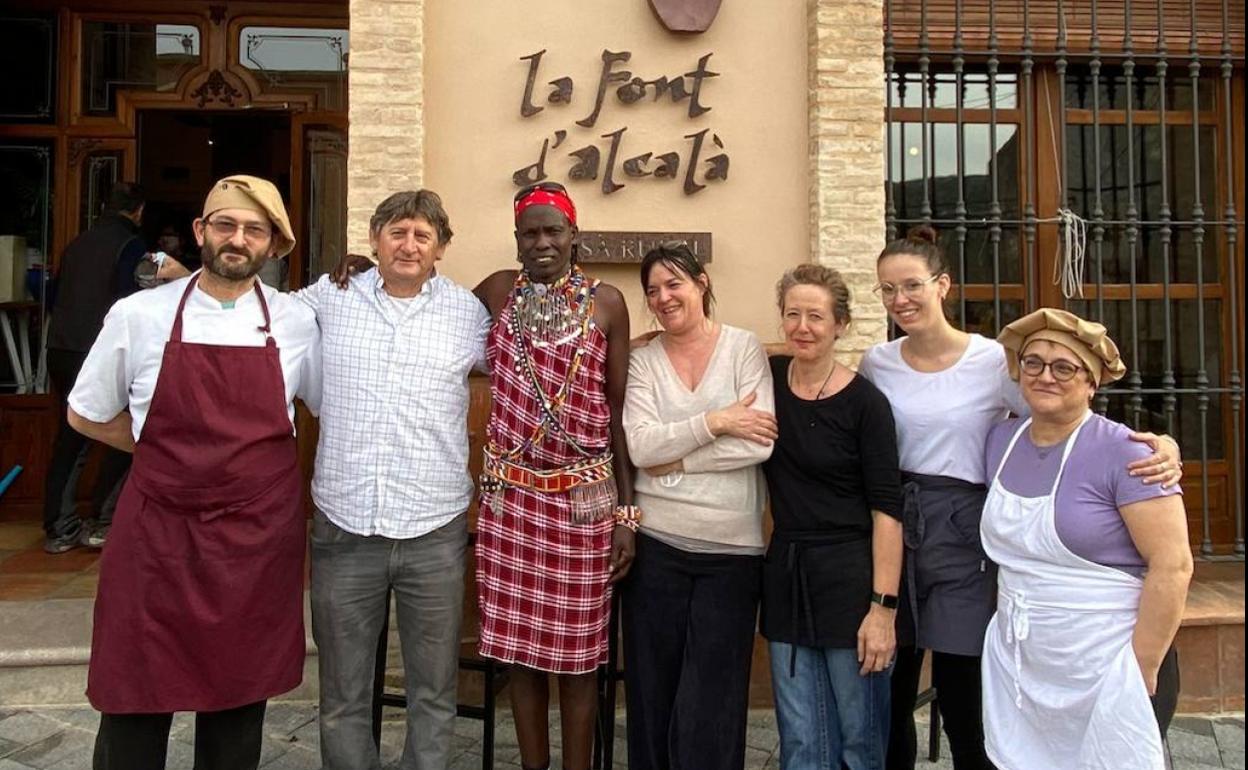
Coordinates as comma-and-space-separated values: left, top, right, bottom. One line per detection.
980, 414, 1165, 770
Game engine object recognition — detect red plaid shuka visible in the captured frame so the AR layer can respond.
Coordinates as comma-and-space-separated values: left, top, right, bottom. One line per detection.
475, 277, 614, 674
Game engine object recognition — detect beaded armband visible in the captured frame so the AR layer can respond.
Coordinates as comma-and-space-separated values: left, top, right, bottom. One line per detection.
613, 505, 642, 532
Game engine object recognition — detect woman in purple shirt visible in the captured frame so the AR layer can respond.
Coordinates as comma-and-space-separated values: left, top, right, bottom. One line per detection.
980, 308, 1192, 770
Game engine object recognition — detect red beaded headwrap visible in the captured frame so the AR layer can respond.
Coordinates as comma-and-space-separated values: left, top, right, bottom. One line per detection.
514, 187, 578, 227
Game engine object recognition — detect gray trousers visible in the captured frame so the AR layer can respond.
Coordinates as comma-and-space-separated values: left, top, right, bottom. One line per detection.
310, 510, 467, 770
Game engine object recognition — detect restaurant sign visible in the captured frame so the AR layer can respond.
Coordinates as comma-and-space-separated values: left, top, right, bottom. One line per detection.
577, 231, 712, 264
512, 50, 729, 197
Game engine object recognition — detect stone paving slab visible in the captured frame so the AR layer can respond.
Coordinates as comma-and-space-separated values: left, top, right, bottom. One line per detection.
0, 704, 1241, 769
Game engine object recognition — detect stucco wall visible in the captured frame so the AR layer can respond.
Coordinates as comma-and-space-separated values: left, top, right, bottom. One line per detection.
348, 0, 887, 355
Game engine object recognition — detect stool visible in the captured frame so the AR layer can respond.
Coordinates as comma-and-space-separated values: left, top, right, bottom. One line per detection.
917, 686, 942, 761
369, 529, 511, 770
592, 593, 624, 770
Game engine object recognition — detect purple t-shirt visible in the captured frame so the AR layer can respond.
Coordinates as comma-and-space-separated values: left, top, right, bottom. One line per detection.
984, 413, 1183, 576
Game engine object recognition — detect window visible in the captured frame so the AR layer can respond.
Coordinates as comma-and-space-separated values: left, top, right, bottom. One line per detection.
884, 2, 1245, 556
0, 15, 56, 122
83, 22, 202, 116
239, 26, 348, 110
0, 143, 53, 263
887, 67, 1026, 336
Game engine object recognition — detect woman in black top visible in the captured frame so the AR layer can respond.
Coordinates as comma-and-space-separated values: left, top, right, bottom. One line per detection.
762, 264, 904, 770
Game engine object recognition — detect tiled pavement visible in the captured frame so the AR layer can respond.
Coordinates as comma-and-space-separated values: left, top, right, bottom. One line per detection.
0, 703, 1242, 769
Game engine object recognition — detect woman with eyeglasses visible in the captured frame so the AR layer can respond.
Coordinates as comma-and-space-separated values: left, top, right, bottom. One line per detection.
981, 309, 1191, 769
857, 226, 1183, 770
621, 243, 775, 770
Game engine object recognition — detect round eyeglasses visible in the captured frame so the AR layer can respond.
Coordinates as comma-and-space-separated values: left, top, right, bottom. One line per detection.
871, 274, 940, 302
1019, 355, 1086, 382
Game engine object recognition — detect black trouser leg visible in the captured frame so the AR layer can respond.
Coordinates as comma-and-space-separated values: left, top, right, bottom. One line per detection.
931, 651, 995, 770
92, 450, 132, 526
93, 711, 174, 770
624, 534, 694, 770
44, 349, 89, 539
886, 646, 923, 770
669, 548, 760, 770
623, 534, 761, 770
193, 700, 267, 770
1152, 646, 1181, 737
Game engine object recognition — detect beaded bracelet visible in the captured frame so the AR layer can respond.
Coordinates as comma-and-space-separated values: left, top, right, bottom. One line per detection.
613, 505, 642, 532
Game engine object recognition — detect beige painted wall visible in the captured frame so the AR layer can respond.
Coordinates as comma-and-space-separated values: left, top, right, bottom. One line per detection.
421, 0, 810, 342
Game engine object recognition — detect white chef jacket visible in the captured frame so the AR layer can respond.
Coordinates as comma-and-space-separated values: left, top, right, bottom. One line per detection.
68, 273, 322, 443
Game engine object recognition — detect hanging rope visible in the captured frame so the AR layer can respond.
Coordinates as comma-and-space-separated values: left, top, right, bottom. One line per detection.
1050, 208, 1088, 299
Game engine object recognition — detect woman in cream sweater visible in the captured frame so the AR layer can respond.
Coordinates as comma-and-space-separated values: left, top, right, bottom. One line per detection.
622, 243, 776, 770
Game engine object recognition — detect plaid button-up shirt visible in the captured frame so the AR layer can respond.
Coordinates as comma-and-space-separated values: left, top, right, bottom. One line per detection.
297, 271, 491, 538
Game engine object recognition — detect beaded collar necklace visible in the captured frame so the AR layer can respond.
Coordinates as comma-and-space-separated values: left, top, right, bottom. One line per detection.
497, 266, 600, 461
511, 267, 593, 348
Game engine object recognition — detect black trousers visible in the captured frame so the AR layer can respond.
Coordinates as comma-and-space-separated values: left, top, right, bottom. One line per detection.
44, 348, 132, 539
93, 700, 267, 770
622, 533, 762, 770
887, 645, 1182, 770
887, 648, 994, 770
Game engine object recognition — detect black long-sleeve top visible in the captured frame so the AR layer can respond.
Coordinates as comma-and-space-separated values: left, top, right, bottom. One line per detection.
761, 355, 902, 649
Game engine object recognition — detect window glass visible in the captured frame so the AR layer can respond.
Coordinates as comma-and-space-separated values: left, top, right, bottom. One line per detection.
1064, 65, 1216, 112
83, 22, 202, 116
1065, 125, 1219, 284
239, 26, 348, 110
1070, 298, 1224, 457
960, 299, 1024, 338
81, 152, 124, 234
889, 122, 1023, 283
0, 143, 54, 264
0, 15, 56, 122
890, 69, 1018, 110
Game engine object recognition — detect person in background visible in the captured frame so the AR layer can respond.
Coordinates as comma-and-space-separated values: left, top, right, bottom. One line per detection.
43, 183, 148, 552
859, 226, 1184, 770
622, 243, 775, 770
473, 182, 636, 770
67, 175, 320, 770
136, 224, 199, 288
981, 308, 1191, 769
762, 264, 902, 770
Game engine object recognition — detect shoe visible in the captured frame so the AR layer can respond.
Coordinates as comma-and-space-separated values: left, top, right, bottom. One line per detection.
43, 534, 82, 554
81, 522, 110, 549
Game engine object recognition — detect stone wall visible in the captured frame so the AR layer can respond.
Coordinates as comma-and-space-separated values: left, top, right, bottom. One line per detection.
808, 0, 889, 361
346, 0, 426, 255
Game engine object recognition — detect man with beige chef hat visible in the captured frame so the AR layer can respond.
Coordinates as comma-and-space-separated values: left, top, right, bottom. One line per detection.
67, 175, 322, 769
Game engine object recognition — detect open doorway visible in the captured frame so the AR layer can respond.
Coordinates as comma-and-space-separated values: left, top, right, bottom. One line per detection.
137, 110, 292, 286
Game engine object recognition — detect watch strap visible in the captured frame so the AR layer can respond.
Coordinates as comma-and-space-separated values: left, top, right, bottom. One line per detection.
871, 591, 899, 609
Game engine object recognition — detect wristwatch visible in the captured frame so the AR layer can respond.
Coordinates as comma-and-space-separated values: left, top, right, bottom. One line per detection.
871, 592, 899, 610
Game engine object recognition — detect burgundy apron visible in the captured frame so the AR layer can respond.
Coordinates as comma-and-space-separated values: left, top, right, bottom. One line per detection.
87, 275, 306, 714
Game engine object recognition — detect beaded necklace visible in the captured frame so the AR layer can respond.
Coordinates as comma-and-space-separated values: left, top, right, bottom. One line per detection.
496, 266, 599, 462
512, 267, 592, 347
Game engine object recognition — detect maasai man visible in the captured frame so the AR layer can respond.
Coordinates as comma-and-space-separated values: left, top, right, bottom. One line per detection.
474, 182, 639, 770
67, 175, 321, 770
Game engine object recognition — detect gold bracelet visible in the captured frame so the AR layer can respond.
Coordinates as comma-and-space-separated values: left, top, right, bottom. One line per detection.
613, 505, 642, 532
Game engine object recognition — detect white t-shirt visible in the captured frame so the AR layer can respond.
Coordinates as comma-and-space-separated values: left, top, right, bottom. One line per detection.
69, 273, 322, 442
857, 333, 1029, 484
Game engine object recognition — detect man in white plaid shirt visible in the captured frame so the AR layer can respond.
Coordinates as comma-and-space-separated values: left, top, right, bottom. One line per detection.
296, 190, 491, 770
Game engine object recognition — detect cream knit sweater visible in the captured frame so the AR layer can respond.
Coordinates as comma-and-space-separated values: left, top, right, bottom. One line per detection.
623, 325, 774, 550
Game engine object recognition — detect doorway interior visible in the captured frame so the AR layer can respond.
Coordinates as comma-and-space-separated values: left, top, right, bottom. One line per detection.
137, 110, 292, 281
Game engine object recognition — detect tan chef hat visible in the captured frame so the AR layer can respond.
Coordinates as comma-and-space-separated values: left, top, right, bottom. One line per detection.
202, 175, 295, 257
998, 307, 1127, 386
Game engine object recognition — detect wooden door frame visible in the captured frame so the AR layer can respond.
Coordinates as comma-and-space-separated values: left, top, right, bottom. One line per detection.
289, 110, 348, 287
